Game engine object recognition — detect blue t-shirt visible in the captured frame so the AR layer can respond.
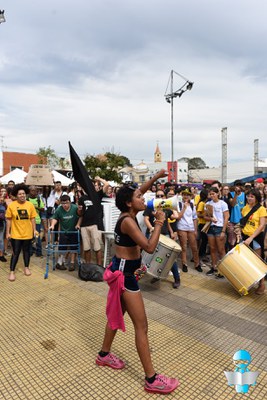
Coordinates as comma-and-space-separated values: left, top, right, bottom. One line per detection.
230, 192, 245, 223
0, 203, 6, 227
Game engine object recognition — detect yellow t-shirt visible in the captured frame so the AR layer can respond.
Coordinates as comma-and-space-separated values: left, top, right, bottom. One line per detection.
196, 200, 206, 224
6, 200, 37, 240
241, 204, 267, 237
194, 194, 200, 206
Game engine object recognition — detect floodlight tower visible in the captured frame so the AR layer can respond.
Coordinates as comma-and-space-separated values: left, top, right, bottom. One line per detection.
221, 127, 227, 183
164, 70, 194, 182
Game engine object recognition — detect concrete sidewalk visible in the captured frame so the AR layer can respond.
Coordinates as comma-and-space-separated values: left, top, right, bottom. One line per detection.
0, 256, 266, 399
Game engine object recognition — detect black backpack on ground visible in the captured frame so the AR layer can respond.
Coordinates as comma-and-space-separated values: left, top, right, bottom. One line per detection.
78, 263, 105, 282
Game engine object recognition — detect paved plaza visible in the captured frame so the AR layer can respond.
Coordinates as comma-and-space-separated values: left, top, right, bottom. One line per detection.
0, 254, 266, 400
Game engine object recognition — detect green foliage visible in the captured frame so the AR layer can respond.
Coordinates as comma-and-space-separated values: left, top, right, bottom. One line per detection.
83, 152, 132, 183
37, 146, 59, 168
188, 157, 208, 170
105, 152, 132, 169
180, 157, 208, 170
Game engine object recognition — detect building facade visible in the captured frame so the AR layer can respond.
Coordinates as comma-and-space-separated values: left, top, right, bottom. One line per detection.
0, 151, 41, 177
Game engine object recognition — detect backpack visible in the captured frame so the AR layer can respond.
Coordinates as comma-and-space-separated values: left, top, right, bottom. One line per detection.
179, 201, 194, 211
78, 263, 105, 282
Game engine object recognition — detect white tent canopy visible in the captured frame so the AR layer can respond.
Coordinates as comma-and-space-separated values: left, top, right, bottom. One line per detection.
52, 170, 74, 187
0, 168, 28, 184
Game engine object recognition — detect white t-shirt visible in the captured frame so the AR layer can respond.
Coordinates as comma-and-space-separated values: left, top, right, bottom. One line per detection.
177, 201, 197, 231
205, 199, 228, 227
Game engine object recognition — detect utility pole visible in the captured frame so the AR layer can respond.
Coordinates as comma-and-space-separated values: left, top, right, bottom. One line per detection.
254, 139, 259, 175
0, 135, 4, 176
221, 127, 227, 183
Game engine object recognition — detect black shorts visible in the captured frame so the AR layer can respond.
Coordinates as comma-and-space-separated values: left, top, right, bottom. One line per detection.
110, 256, 141, 292
59, 232, 78, 252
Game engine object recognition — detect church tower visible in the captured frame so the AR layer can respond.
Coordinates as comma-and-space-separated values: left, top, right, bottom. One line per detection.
154, 142, 162, 162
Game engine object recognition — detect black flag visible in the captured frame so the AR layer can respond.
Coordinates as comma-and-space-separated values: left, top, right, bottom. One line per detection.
68, 141, 101, 214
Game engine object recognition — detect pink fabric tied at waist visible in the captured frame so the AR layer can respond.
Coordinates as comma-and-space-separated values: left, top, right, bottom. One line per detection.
103, 262, 126, 332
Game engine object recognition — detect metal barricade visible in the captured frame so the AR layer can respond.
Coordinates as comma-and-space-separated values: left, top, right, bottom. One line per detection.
44, 230, 81, 279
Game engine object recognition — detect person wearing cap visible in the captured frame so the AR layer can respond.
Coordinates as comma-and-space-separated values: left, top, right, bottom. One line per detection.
177, 188, 203, 273
254, 178, 264, 189
244, 182, 252, 195
143, 189, 181, 288
67, 181, 78, 203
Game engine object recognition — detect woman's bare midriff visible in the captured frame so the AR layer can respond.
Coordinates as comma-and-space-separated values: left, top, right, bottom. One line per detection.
115, 245, 141, 260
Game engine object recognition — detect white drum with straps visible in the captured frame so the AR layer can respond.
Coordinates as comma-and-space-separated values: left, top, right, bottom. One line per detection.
218, 243, 267, 295
141, 235, 181, 279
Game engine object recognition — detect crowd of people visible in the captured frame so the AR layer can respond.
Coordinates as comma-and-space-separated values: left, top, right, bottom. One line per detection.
0, 176, 111, 280
1, 176, 266, 283
142, 177, 267, 294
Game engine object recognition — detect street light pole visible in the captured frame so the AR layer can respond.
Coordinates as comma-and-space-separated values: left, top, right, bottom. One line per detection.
170, 70, 174, 177
165, 70, 194, 182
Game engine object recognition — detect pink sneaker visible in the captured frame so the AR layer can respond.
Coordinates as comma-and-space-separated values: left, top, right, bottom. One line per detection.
96, 353, 125, 370
144, 374, 180, 394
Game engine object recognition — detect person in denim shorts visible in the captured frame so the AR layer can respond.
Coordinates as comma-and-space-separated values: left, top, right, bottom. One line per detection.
204, 187, 229, 277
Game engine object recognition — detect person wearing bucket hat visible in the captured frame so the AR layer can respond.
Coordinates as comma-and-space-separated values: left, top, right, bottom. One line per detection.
177, 188, 203, 273
181, 188, 191, 195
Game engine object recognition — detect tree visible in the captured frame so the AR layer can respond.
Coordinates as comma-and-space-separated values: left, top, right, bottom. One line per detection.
83, 152, 132, 183
37, 146, 59, 169
179, 157, 208, 170
188, 157, 208, 170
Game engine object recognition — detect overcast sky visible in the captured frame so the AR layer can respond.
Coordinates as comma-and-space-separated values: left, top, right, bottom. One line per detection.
0, 0, 266, 168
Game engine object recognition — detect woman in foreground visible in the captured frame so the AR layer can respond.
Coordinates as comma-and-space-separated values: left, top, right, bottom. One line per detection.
241, 188, 266, 294
96, 170, 179, 395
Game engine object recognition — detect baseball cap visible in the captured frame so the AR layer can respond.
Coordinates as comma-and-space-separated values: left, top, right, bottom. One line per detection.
181, 188, 191, 195
255, 178, 264, 183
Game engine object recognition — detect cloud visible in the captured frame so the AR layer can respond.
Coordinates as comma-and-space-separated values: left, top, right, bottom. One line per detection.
0, 0, 266, 171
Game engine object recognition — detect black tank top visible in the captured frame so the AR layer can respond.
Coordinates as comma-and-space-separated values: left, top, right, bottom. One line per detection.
114, 215, 140, 247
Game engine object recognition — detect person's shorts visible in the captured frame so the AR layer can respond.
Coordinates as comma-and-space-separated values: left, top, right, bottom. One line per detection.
80, 225, 101, 252
59, 232, 78, 252
110, 256, 141, 292
207, 225, 223, 237
40, 211, 47, 220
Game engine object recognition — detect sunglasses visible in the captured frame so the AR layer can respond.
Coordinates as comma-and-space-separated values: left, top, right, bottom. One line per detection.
156, 194, 165, 198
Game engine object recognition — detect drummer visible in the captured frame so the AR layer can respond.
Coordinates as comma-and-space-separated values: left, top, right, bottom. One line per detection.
96, 170, 179, 395
241, 188, 267, 294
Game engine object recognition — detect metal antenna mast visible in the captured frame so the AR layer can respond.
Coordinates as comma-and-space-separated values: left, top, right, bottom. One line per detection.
221, 127, 227, 183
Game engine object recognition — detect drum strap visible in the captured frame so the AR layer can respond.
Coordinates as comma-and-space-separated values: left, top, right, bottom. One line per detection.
239, 203, 261, 227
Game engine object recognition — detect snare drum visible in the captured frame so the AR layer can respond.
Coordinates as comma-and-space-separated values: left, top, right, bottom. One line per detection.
218, 243, 267, 295
141, 235, 181, 279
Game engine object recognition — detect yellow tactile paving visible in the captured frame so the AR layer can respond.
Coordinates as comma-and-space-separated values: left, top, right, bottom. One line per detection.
0, 257, 266, 399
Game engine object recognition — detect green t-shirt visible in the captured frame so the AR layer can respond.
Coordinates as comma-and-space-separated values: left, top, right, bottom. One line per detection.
52, 204, 78, 231
28, 197, 44, 225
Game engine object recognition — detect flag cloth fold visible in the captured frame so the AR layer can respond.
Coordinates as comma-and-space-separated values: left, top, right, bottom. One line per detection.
68, 142, 101, 214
